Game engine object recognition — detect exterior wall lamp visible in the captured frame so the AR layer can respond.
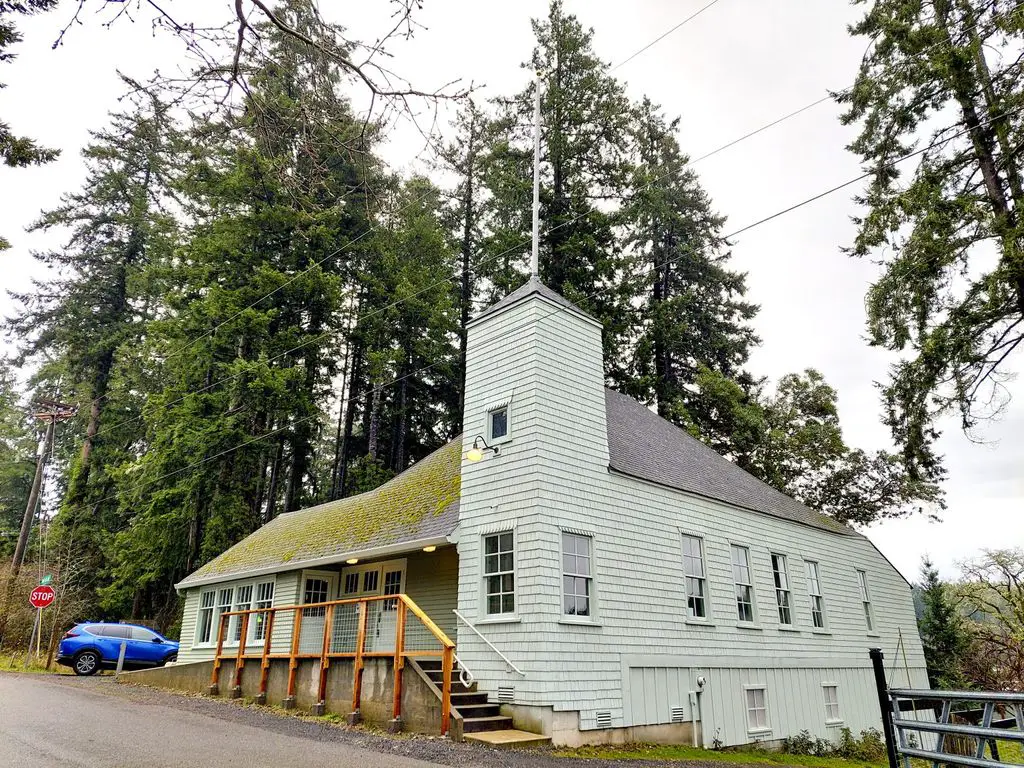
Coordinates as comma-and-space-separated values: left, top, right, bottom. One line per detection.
466, 435, 500, 462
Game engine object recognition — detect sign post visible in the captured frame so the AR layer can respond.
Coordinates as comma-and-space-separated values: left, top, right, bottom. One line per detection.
23, 586, 56, 668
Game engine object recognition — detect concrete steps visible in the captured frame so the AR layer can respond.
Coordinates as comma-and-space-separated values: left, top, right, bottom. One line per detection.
416, 658, 547, 745
464, 729, 552, 749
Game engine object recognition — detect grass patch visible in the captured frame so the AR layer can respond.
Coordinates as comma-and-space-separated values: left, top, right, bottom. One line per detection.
556, 739, 1023, 768
1, 653, 74, 675
554, 744, 885, 768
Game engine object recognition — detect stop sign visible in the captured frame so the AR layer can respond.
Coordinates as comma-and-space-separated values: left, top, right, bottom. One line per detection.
29, 585, 55, 609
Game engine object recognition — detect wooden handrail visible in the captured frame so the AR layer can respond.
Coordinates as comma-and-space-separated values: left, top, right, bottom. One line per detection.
400, 594, 455, 648
211, 593, 453, 735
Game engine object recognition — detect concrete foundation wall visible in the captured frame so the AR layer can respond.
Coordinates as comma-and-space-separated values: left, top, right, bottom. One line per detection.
502, 702, 699, 747
120, 657, 443, 735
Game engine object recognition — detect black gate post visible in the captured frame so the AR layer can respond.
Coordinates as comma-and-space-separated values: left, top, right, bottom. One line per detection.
870, 647, 899, 768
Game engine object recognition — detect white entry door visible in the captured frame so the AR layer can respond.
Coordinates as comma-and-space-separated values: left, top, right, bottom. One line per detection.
339, 559, 406, 652
297, 571, 337, 654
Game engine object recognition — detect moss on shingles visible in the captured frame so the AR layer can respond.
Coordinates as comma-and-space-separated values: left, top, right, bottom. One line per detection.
183, 437, 463, 583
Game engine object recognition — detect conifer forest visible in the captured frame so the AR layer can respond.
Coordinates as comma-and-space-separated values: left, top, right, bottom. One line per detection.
6, 0, 1024, 640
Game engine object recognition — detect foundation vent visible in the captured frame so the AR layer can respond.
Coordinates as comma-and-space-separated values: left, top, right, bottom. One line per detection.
671, 706, 685, 723
497, 686, 515, 702
595, 711, 612, 728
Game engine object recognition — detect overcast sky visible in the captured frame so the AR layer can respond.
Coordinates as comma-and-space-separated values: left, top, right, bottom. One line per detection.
1, 1, 1020, 582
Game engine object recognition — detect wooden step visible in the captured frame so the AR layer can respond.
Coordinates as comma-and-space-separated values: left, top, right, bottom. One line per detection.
462, 715, 514, 733
450, 691, 489, 707
424, 670, 475, 692
464, 729, 552, 749
453, 702, 502, 719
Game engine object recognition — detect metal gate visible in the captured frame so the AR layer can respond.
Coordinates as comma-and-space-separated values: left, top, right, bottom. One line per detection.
870, 648, 1024, 768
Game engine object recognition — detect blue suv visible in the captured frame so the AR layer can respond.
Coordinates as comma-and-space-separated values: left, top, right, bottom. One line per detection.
57, 623, 179, 676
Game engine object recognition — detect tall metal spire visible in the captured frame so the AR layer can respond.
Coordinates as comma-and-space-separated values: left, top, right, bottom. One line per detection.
530, 72, 542, 280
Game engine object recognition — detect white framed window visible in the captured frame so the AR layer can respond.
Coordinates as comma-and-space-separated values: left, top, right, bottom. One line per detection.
806, 560, 826, 629
196, 590, 215, 645
745, 686, 769, 732
203, 578, 279, 647
488, 406, 509, 441
231, 585, 253, 643
214, 587, 234, 643
562, 532, 593, 617
682, 535, 708, 619
857, 570, 874, 631
823, 683, 841, 722
731, 545, 755, 623
252, 581, 275, 642
483, 531, 515, 615
771, 553, 793, 625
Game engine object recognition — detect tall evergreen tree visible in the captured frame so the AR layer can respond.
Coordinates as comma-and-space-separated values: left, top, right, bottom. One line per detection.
918, 556, 970, 689
0, 358, 34, 556
0, 0, 59, 250
489, 0, 635, 363
4, 97, 181, 604
840, 0, 1024, 481
621, 98, 759, 436
100, 2, 384, 623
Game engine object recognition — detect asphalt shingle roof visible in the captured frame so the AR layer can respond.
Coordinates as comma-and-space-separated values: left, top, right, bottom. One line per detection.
177, 437, 462, 587
604, 389, 855, 536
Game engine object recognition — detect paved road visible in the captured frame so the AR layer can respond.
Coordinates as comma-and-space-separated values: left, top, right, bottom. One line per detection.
0, 673, 442, 768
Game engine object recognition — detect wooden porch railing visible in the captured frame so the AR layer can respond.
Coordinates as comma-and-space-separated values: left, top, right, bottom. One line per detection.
208, 593, 456, 735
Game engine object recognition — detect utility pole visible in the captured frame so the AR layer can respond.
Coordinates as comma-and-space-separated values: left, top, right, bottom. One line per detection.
11, 400, 76, 578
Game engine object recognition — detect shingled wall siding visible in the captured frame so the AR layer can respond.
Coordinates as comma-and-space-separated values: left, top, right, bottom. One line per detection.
455, 290, 927, 747
405, 545, 459, 643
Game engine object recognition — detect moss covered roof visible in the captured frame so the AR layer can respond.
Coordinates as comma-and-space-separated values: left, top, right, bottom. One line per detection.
178, 437, 462, 587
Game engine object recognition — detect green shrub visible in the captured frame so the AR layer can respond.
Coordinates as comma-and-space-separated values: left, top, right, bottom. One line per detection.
783, 727, 886, 761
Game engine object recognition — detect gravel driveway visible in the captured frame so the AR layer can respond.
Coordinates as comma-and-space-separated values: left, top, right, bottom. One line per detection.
0, 671, 748, 768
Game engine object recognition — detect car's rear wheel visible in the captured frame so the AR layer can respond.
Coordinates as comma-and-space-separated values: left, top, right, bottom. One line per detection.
73, 650, 100, 676
163, 653, 177, 666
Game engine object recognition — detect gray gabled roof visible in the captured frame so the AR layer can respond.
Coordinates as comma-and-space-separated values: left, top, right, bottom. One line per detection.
604, 389, 856, 536
469, 277, 599, 326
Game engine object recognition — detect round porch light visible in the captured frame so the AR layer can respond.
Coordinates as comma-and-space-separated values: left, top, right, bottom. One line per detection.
466, 435, 498, 463
345, 558, 359, 565
423, 545, 437, 553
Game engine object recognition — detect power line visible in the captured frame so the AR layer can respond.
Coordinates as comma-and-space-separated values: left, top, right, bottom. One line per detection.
612, 0, 724, 72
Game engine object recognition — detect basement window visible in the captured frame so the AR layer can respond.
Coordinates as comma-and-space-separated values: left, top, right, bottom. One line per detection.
745, 686, 769, 732
823, 683, 841, 723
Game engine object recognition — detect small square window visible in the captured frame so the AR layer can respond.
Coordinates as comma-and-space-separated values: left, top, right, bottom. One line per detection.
489, 407, 508, 440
